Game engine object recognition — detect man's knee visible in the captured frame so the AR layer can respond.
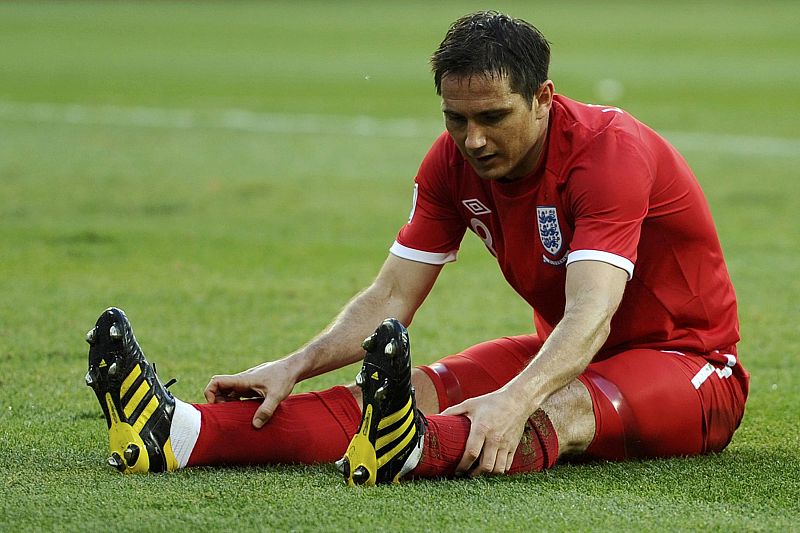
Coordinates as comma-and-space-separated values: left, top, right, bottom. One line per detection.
347, 369, 441, 415
541, 380, 595, 457
411, 367, 440, 414
414, 334, 542, 411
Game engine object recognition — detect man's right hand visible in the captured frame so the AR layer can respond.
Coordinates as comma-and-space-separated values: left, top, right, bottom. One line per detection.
202, 255, 442, 430
204, 358, 300, 428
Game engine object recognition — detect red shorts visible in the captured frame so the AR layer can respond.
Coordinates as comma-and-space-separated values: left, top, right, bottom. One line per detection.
418, 335, 749, 460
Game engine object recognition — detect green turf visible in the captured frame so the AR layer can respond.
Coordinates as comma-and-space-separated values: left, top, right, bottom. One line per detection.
1, 1, 798, 530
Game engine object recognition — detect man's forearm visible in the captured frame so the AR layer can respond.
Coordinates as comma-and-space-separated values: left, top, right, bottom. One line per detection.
503, 261, 627, 415
288, 284, 408, 381
283, 255, 442, 383
505, 306, 610, 414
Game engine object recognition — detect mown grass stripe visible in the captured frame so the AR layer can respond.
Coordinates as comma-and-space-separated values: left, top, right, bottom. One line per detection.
1, 100, 798, 157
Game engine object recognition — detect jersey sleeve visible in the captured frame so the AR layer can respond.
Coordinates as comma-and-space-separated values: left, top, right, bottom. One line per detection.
390, 134, 467, 264
565, 128, 655, 280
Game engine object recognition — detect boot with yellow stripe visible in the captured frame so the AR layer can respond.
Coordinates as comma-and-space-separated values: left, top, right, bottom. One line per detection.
337, 318, 426, 486
85, 307, 178, 473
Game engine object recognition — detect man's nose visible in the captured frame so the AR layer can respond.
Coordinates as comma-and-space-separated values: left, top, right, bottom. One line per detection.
464, 122, 487, 152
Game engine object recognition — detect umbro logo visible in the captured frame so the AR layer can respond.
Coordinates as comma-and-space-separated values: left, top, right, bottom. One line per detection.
462, 198, 491, 216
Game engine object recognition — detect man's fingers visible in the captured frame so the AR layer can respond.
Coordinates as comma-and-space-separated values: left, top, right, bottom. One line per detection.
441, 404, 465, 416
204, 375, 237, 403
456, 430, 484, 473
489, 448, 510, 476
505, 450, 515, 473
204, 374, 253, 404
203, 387, 216, 404
469, 444, 515, 477
252, 395, 278, 429
203, 376, 225, 404
471, 445, 503, 477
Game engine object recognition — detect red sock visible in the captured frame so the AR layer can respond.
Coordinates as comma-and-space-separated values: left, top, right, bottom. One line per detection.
187, 386, 360, 466
412, 409, 559, 478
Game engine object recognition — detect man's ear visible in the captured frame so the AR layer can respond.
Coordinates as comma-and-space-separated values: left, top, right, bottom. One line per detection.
535, 80, 554, 118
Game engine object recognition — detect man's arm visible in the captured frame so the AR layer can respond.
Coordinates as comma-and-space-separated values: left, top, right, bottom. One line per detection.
443, 259, 628, 475
204, 254, 443, 427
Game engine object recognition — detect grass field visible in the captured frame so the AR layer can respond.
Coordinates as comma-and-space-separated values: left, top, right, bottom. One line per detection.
1, 1, 799, 530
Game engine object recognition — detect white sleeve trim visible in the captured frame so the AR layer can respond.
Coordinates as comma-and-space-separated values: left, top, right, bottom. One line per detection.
389, 241, 458, 265
566, 249, 634, 280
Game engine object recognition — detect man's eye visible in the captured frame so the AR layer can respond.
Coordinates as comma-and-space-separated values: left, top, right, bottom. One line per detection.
445, 114, 466, 126
483, 114, 505, 124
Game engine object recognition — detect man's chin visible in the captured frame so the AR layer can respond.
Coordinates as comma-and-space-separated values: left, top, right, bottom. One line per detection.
470, 164, 505, 181
475, 170, 507, 181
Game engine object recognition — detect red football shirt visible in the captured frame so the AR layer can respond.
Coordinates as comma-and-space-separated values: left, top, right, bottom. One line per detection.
391, 95, 739, 356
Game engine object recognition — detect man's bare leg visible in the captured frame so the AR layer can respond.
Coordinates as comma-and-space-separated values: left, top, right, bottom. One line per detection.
540, 379, 595, 456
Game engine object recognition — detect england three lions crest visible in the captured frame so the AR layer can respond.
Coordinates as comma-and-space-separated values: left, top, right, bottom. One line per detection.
536, 206, 563, 256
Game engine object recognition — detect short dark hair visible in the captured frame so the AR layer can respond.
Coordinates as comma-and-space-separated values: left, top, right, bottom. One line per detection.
431, 11, 551, 105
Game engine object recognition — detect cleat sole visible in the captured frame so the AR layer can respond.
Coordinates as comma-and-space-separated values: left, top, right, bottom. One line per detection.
340, 318, 424, 486
342, 404, 379, 486
362, 333, 377, 352
384, 339, 396, 355
352, 466, 369, 485
335, 457, 350, 478
124, 443, 140, 465
105, 393, 151, 473
108, 452, 124, 472
86, 307, 178, 474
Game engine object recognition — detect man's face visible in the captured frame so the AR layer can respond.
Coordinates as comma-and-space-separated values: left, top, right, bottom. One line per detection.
441, 73, 552, 181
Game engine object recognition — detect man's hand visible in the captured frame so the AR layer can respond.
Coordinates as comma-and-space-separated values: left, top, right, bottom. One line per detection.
441, 388, 533, 476
204, 358, 300, 429
201, 255, 442, 429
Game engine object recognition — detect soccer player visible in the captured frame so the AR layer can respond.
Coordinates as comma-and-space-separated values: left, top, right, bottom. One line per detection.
85, 11, 748, 484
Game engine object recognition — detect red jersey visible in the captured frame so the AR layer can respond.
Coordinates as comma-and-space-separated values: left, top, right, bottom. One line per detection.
391, 94, 739, 356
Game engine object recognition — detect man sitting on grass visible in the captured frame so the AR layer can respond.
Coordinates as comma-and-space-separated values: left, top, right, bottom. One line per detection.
84, 11, 748, 484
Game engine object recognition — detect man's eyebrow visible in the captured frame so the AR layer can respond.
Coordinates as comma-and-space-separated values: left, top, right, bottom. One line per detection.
442, 107, 512, 116
478, 108, 511, 116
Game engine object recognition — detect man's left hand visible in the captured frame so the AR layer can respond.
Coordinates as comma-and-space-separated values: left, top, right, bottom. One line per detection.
441, 388, 533, 476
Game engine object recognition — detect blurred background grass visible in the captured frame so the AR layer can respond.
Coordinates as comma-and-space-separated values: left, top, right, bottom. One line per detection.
1, 1, 798, 530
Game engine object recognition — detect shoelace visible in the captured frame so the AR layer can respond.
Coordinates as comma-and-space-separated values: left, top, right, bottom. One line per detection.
152, 362, 177, 390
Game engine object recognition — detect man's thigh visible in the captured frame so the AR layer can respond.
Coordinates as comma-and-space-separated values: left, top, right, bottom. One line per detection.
417, 334, 542, 410
579, 349, 749, 460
